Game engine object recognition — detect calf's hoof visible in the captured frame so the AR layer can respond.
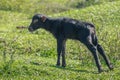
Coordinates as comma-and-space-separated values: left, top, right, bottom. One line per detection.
98, 69, 103, 73
56, 63, 60, 67
109, 64, 114, 70
62, 64, 66, 67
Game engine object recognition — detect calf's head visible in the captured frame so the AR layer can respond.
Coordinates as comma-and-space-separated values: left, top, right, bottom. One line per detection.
28, 14, 47, 32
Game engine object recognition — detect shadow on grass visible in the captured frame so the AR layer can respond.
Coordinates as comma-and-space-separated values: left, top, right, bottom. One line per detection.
50, 65, 99, 74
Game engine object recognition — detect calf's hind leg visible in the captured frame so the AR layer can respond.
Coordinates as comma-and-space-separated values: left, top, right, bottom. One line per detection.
97, 44, 114, 70
83, 37, 103, 73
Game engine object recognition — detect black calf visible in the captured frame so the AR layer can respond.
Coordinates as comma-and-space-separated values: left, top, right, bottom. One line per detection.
28, 14, 113, 73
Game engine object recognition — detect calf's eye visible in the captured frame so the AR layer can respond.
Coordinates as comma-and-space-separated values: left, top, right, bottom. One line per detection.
33, 19, 38, 23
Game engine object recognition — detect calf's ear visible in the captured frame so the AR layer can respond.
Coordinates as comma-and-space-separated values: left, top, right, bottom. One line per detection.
41, 16, 46, 22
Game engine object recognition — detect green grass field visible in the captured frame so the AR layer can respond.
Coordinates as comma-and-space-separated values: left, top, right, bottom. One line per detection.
0, 0, 120, 80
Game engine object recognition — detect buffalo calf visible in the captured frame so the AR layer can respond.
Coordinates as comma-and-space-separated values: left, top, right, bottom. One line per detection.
28, 14, 113, 73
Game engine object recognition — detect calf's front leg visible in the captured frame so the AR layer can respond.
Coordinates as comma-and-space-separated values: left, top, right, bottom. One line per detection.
61, 40, 66, 67
56, 41, 62, 66
56, 38, 64, 66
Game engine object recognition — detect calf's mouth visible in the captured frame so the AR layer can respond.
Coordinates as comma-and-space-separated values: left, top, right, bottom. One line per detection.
28, 26, 34, 32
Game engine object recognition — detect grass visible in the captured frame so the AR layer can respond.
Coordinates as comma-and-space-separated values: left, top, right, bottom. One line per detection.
0, 0, 119, 15
0, 0, 120, 80
0, 54, 120, 80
